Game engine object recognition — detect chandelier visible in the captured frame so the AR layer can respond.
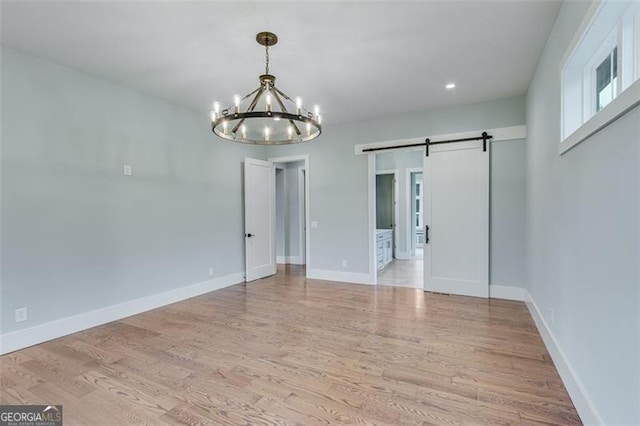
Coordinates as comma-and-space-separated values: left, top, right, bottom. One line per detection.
210, 32, 322, 145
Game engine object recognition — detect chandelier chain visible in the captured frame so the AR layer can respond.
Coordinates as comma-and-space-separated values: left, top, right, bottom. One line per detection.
265, 45, 270, 75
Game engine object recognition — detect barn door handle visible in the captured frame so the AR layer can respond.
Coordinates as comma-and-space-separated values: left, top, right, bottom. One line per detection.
425, 225, 429, 244
245, 233, 255, 238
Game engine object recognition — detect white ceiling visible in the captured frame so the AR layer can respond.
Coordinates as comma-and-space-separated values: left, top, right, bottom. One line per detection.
1, 1, 561, 126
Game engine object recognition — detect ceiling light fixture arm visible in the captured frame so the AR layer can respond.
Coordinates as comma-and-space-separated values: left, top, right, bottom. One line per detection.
232, 87, 265, 134
271, 89, 302, 136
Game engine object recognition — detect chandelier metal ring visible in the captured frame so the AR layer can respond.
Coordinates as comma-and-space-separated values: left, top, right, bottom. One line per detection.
212, 111, 321, 144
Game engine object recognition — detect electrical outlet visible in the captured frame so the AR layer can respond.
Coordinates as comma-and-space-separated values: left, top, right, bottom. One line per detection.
123, 164, 132, 176
15, 307, 27, 323
208, 267, 215, 276
549, 308, 555, 325
341, 260, 348, 268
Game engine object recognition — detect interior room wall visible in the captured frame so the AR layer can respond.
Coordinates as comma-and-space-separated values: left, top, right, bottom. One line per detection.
274, 161, 304, 264
0, 47, 266, 337
267, 96, 528, 285
526, 2, 639, 424
491, 139, 527, 288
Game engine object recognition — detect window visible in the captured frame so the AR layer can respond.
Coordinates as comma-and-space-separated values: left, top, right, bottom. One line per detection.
561, 0, 640, 153
596, 46, 617, 111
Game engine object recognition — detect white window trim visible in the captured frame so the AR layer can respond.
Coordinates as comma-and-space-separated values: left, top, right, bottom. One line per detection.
560, 0, 640, 155
636, 5, 640, 79
560, 78, 640, 154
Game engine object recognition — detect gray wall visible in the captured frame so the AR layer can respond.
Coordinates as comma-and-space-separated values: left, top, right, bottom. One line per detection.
267, 96, 527, 283
0, 47, 265, 334
491, 139, 527, 288
526, 2, 639, 424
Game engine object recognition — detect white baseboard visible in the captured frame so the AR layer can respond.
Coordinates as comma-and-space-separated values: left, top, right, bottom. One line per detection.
307, 269, 373, 285
489, 284, 525, 301
524, 290, 602, 425
276, 255, 304, 265
0, 272, 245, 355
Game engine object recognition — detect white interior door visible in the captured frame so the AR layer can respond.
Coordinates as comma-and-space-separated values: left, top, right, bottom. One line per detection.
244, 158, 276, 282
424, 141, 489, 298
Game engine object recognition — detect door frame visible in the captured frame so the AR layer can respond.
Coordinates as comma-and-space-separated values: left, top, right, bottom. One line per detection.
268, 154, 310, 276
298, 167, 306, 265
274, 165, 287, 264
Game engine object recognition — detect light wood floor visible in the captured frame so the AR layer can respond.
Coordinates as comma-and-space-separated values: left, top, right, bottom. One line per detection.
378, 259, 423, 288
0, 266, 580, 425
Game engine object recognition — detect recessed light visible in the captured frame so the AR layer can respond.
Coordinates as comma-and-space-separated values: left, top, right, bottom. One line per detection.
446, 83, 456, 89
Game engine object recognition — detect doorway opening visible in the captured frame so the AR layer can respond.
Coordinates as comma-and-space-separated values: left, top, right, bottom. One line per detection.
373, 150, 424, 288
270, 155, 310, 278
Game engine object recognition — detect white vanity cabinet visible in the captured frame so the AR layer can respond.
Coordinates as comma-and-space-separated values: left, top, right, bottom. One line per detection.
376, 229, 393, 270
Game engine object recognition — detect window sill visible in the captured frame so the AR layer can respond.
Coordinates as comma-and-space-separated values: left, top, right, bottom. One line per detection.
560, 78, 640, 155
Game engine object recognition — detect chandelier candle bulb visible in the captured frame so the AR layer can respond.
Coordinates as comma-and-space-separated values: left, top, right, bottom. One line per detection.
266, 93, 272, 112
296, 97, 302, 115
241, 124, 247, 139
318, 114, 322, 124
234, 95, 241, 113
210, 111, 216, 122
213, 101, 220, 114
222, 120, 228, 134
314, 105, 320, 118
306, 122, 311, 136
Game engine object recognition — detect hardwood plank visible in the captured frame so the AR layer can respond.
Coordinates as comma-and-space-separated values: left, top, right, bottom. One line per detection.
0, 363, 47, 390
0, 265, 580, 425
78, 369, 179, 415
19, 359, 96, 398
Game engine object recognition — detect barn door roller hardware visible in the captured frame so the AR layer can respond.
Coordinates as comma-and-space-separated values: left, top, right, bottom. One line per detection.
425, 132, 491, 156
362, 132, 492, 156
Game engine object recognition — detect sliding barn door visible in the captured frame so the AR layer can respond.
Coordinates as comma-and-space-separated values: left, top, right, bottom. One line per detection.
423, 141, 489, 298
244, 158, 276, 282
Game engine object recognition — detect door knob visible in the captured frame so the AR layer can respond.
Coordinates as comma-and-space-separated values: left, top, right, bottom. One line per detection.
245, 233, 255, 238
